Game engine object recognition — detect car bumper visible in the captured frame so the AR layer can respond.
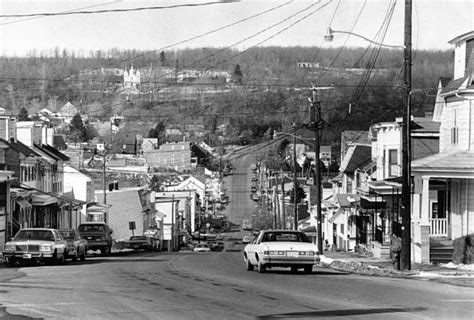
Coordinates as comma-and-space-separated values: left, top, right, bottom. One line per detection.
261, 256, 319, 266
85, 241, 108, 249
3, 251, 55, 261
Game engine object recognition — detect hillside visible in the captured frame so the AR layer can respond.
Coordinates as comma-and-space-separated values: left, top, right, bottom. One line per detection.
0, 46, 452, 152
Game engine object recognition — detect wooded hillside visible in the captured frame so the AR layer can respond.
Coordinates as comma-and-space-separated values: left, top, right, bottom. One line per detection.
0, 46, 453, 151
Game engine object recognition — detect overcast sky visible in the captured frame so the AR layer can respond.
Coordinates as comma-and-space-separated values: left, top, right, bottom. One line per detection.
0, 0, 473, 56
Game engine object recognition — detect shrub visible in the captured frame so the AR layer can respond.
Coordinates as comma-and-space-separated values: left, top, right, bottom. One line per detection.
452, 234, 473, 264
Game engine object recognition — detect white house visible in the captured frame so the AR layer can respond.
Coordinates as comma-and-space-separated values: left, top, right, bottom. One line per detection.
411, 30, 474, 264
63, 165, 94, 223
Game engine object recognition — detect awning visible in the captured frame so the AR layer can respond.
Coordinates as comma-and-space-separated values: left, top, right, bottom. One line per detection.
328, 208, 345, 224
15, 199, 32, 211
360, 196, 386, 209
32, 194, 57, 206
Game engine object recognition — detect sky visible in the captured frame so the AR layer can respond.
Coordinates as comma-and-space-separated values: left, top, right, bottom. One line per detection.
0, 0, 473, 57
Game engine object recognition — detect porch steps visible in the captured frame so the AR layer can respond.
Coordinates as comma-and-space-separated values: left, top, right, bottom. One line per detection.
430, 243, 454, 265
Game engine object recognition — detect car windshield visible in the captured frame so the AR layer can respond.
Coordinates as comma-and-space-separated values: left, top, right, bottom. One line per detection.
59, 231, 75, 239
78, 224, 105, 232
14, 230, 55, 241
130, 236, 147, 240
260, 232, 311, 243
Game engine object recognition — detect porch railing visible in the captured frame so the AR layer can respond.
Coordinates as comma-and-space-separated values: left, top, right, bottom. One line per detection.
430, 218, 447, 237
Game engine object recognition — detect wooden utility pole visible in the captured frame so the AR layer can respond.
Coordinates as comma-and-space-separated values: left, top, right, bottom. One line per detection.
281, 169, 286, 229
401, 0, 412, 271
310, 86, 323, 254
103, 152, 107, 205
293, 128, 298, 231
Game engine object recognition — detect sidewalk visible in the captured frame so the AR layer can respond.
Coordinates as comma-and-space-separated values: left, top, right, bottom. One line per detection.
319, 249, 474, 287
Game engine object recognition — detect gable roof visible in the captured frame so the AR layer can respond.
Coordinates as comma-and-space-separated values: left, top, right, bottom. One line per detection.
0, 138, 40, 157
34, 144, 70, 161
412, 150, 474, 173
339, 144, 371, 173
412, 138, 439, 160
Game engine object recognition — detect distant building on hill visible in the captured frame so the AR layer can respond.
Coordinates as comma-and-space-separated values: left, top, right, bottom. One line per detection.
297, 62, 320, 69
123, 65, 141, 89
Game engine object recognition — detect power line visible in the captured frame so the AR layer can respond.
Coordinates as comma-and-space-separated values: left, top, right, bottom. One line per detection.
0, 1, 120, 26
0, 1, 233, 18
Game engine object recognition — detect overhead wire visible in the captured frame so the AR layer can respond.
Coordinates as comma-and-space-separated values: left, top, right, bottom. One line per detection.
0, 1, 232, 18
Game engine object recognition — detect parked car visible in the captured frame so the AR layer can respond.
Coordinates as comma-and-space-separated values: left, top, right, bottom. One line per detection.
125, 236, 152, 251
193, 244, 211, 252
207, 240, 225, 251
2, 228, 68, 266
59, 229, 88, 262
243, 230, 320, 273
78, 222, 113, 255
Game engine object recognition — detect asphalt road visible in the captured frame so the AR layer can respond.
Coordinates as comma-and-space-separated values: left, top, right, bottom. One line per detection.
1, 250, 473, 319
1, 144, 472, 319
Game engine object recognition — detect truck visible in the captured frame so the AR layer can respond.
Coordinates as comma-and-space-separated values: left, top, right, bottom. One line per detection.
78, 222, 113, 255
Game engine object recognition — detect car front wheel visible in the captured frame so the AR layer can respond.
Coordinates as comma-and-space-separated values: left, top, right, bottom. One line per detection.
246, 259, 254, 271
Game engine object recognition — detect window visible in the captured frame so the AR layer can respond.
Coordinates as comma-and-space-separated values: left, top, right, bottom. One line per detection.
388, 149, 398, 177
451, 109, 459, 145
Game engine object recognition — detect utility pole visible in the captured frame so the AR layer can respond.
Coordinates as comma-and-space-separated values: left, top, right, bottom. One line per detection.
310, 85, 323, 254
401, 0, 412, 271
281, 169, 286, 230
293, 126, 298, 231
103, 152, 107, 205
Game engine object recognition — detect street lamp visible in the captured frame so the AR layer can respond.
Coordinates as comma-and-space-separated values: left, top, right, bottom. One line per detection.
323, 0, 411, 269
324, 27, 405, 49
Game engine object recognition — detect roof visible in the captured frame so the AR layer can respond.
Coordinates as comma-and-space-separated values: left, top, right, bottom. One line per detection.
412, 151, 474, 173
0, 138, 40, 157
339, 144, 371, 173
342, 130, 369, 144
335, 194, 360, 208
411, 117, 440, 133
34, 144, 70, 161
412, 138, 439, 160
441, 74, 474, 95
448, 30, 474, 45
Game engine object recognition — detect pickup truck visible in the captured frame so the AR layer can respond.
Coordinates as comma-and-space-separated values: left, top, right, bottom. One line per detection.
78, 222, 113, 255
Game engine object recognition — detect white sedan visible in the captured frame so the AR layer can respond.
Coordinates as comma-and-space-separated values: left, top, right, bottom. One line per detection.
193, 244, 211, 252
243, 230, 320, 273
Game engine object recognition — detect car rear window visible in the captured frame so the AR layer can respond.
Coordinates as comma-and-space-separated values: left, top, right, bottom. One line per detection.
78, 225, 105, 232
261, 232, 311, 243
14, 230, 54, 241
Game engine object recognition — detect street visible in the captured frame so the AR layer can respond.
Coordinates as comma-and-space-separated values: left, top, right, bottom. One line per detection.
1, 250, 473, 319
1, 146, 473, 320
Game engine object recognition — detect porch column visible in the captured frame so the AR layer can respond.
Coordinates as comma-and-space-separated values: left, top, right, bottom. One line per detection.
419, 177, 431, 263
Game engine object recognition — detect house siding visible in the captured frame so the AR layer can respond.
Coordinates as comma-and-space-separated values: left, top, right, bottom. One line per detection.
454, 179, 474, 239
439, 99, 472, 152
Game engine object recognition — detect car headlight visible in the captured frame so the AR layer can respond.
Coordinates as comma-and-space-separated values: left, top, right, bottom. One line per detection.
4, 243, 15, 251
40, 244, 52, 252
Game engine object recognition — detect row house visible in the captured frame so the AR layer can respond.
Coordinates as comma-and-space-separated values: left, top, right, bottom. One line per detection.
143, 141, 197, 172
0, 117, 85, 250
357, 117, 439, 258
411, 30, 474, 264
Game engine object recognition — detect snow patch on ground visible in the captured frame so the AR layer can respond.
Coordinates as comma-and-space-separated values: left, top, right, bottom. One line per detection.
319, 255, 334, 265
414, 271, 474, 278
441, 262, 474, 271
